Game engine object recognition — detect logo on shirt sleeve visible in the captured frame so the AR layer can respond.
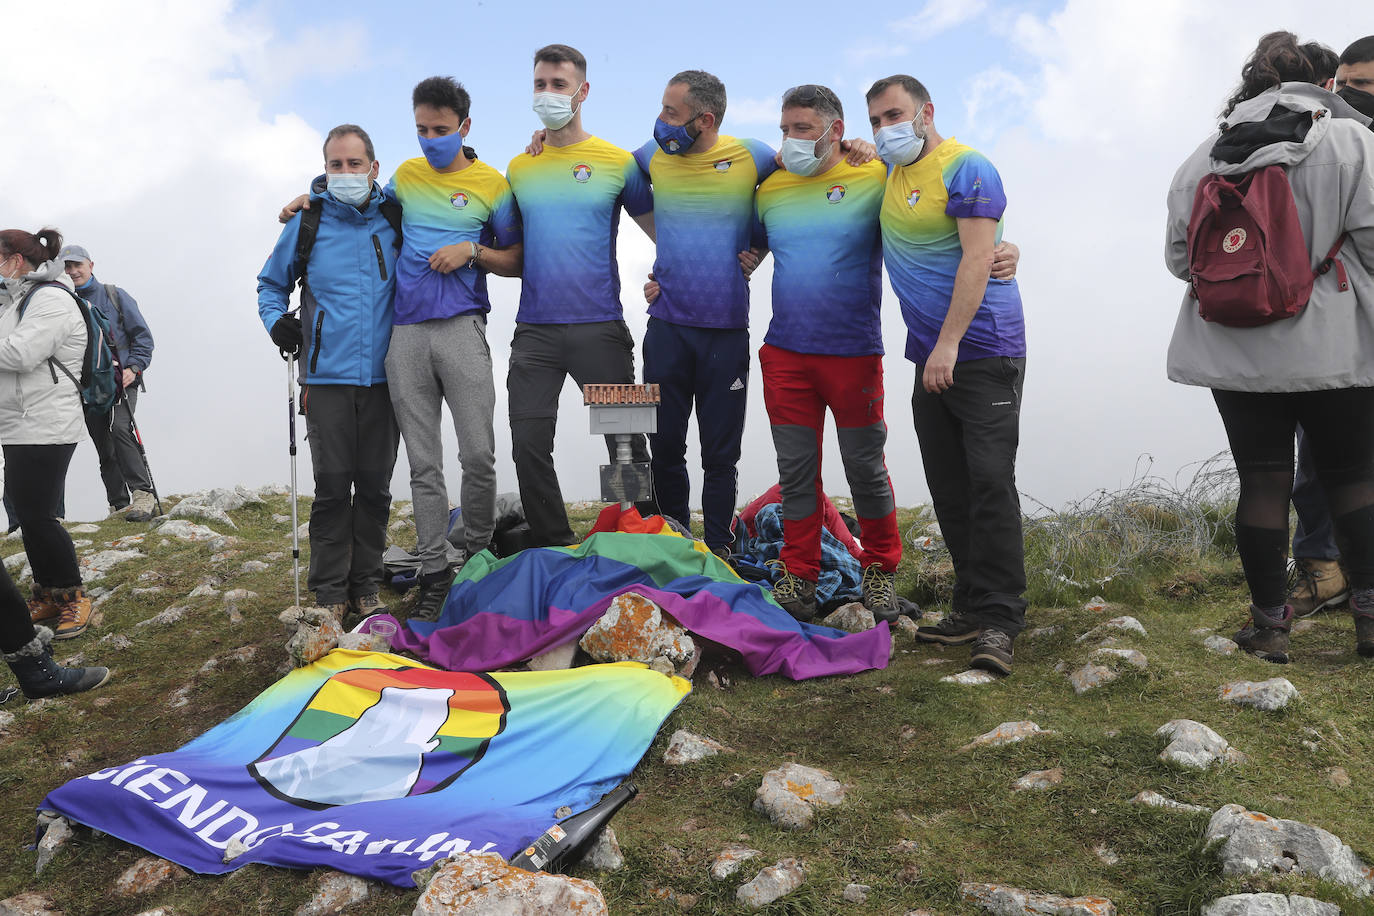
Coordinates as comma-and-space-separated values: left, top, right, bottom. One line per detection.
572, 163, 594, 182
907, 189, 922, 207
450, 191, 469, 209
826, 185, 846, 204
713, 159, 732, 171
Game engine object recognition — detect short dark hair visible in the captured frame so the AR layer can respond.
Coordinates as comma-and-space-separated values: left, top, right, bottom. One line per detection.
322, 124, 375, 163
412, 76, 470, 122
1224, 31, 1336, 117
533, 43, 586, 78
669, 70, 727, 124
781, 84, 843, 122
0, 228, 62, 268
865, 74, 931, 107
1340, 36, 1374, 67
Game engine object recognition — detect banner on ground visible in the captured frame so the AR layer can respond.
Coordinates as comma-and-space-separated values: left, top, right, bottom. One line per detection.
41, 652, 689, 886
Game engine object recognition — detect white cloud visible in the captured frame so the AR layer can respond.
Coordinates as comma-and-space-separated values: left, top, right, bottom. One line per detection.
726, 96, 782, 128
895, 0, 990, 36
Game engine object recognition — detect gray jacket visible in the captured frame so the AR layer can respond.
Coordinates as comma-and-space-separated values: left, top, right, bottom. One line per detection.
0, 259, 86, 445
1165, 84, 1374, 391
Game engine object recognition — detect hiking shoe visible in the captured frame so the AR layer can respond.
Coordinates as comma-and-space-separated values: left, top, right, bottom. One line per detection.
52, 588, 93, 640
1288, 557, 1349, 617
3, 626, 110, 699
27, 585, 57, 624
409, 570, 453, 623
969, 628, 1014, 675
710, 545, 734, 571
125, 490, 157, 522
861, 564, 900, 623
106, 503, 128, 518
351, 593, 390, 617
916, 611, 981, 645
1233, 604, 1293, 664
318, 602, 348, 621
767, 559, 817, 622
1353, 589, 1374, 659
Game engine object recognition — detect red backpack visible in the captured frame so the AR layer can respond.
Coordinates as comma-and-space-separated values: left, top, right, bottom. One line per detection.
1186, 165, 1348, 327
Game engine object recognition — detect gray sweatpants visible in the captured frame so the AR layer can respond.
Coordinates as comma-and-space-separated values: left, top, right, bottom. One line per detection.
385, 313, 496, 575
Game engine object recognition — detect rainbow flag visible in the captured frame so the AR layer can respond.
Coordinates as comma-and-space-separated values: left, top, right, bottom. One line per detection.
40, 651, 689, 886
389, 520, 892, 680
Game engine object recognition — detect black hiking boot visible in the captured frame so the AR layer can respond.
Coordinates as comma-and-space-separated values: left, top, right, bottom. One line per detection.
767, 560, 817, 622
969, 628, 1015, 676
1353, 589, 1374, 659
916, 611, 981, 645
1234, 604, 1293, 664
4, 626, 111, 699
408, 569, 453, 623
860, 564, 900, 623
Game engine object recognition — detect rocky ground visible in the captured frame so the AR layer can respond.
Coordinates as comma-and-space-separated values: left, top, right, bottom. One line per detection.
0, 488, 1372, 914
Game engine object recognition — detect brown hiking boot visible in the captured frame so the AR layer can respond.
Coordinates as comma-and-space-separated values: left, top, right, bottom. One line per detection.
351, 593, 390, 617
861, 564, 900, 623
766, 559, 817, 622
1234, 604, 1293, 664
318, 602, 349, 622
27, 585, 58, 624
1288, 557, 1349, 617
52, 587, 94, 640
125, 489, 158, 523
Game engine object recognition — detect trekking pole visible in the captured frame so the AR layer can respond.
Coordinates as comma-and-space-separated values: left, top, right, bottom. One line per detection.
122, 387, 164, 517
283, 348, 302, 609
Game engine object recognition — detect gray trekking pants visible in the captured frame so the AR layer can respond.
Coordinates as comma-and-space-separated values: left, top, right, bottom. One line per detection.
304, 383, 400, 604
385, 313, 497, 575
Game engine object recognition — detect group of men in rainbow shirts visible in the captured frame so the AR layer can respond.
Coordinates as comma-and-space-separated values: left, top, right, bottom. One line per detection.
257, 44, 1029, 676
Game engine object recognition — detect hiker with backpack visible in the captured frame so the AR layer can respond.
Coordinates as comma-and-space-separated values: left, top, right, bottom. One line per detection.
258, 124, 403, 623
1165, 31, 1374, 663
58, 245, 158, 523
0, 228, 104, 642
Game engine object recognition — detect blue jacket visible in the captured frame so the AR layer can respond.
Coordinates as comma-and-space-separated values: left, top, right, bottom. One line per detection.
257, 175, 398, 386
76, 279, 154, 373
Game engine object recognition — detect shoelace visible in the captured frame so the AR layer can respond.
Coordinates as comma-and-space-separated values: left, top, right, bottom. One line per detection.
978, 629, 1012, 650
862, 566, 894, 605
767, 559, 803, 601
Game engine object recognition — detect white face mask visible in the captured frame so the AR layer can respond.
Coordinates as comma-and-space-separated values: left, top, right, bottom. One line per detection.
327, 172, 372, 207
874, 116, 925, 167
779, 120, 836, 177
533, 83, 583, 130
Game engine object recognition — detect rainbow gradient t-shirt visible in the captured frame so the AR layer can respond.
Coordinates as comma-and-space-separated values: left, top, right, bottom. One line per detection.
880, 138, 1025, 364
632, 135, 776, 329
506, 137, 653, 325
384, 157, 521, 326
756, 158, 885, 356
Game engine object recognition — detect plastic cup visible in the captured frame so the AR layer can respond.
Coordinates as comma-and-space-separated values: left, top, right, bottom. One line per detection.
367, 619, 398, 651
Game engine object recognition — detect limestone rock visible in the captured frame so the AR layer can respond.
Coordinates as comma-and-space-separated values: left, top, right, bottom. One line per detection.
894, 615, 919, 639
822, 602, 876, 633
1012, 767, 1064, 791
3, 552, 26, 572
156, 519, 234, 551
1328, 767, 1351, 788
187, 583, 219, 598
663, 729, 730, 765
34, 816, 73, 874
114, 857, 185, 896
709, 844, 761, 880
79, 549, 143, 581
1077, 616, 1146, 642
0, 710, 14, 732
1219, 678, 1300, 712
1157, 719, 1238, 770
843, 883, 870, 903
135, 606, 188, 629
526, 641, 577, 671
960, 882, 1117, 915
293, 870, 371, 916
1130, 790, 1208, 813
960, 721, 1053, 751
1202, 894, 1340, 916
67, 523, 100, 534
167, 500, 237, 529
1024, 626, 1062, 639
579, 592, 694, 666
285, 610, 344, 667
1204, 635, 1239, 655
0, 892, 62, 916
941, 669, 999, 686
736, 858, 805, 909
1092, 647, 1147, 669
241, 560, 270, 573
412, 851, 606, 915
1069, 663, 1119, 694
175, 486, 263, 512
1084, 595, 1108, 611
753, 762, 846, 830
1205, 804, 1373, 895
579, 827, 623, 872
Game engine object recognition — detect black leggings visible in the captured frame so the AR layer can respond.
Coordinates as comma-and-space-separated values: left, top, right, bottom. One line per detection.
3, 443, 82, 590
0, 561, 36, 653
1212, 387, 1374, 607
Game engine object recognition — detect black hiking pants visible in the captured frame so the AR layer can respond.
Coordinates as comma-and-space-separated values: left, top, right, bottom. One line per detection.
4, 444, 81, 590
86, 387, 152, 508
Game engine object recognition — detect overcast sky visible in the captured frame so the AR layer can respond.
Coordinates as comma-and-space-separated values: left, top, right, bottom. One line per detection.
2, 0, 1357, 523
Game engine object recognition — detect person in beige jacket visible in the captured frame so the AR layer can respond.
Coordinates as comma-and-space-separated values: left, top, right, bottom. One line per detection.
0, 228, 97, 640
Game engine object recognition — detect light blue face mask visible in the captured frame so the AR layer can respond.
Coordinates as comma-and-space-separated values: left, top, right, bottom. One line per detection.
533, 84, 583, 130
779, 120, 836, 176
326, 172, 372, 207
875, 119, 925, 167
418, 131, 465, 170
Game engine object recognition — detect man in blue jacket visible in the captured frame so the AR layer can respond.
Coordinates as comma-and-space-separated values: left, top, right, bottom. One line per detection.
257, 124, 401, 620
59, 245, 157, 521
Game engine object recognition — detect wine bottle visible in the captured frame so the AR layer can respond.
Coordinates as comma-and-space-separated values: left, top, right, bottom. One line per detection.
509, 782, 637, 873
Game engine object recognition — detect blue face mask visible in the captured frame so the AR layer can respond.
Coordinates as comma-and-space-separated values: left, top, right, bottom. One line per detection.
653, 115, 698, 155
875, 119, 925, 167
327, 172, 372, 207
418, 131, 465, 170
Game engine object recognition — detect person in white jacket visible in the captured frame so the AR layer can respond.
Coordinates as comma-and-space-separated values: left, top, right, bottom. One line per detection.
0, 228, 98, 642
1165, 32, 1374, 664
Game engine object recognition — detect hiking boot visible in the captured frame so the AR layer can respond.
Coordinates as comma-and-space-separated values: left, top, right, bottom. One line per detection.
969, 628, 1015, 675
710, 545, 734, 571
351, 593, 390, 617
318, 602, 348, 622
52, 587, 93, 640
1353, 589, 1374, 659
3, 626, 110, 699
27, 585, 57, 624
861, 564, 900, 623
1288, 557, 1349, 617
409, 570, 453, 623
767, 559, 817, 622
1233, 604, 1293, 664
125, 490, 158, 522
916, 611, 981, 645
106, 503, 128, 518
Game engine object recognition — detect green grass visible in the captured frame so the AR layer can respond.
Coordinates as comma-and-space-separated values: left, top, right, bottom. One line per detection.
1, 496, 1372, 914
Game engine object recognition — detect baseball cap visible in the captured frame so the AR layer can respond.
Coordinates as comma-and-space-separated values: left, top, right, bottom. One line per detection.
58, 244, 92, 264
